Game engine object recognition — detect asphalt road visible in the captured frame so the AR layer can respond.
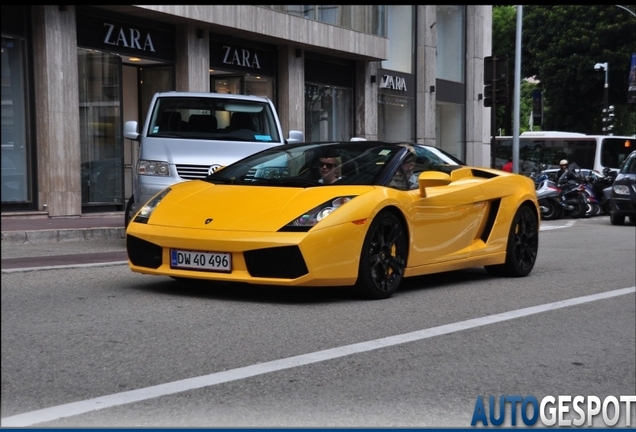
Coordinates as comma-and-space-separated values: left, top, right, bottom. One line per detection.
1, 216, 635, 427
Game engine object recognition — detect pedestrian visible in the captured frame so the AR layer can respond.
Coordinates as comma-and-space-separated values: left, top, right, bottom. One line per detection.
502, 157, 513, 172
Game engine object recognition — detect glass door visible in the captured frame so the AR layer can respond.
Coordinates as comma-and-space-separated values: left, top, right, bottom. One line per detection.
77, 49, 123, 209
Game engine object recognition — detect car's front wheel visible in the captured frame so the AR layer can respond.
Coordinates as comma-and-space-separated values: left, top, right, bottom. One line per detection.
610, 211, 625, 225
355, 210, 407, 300
485, 204, 539, 277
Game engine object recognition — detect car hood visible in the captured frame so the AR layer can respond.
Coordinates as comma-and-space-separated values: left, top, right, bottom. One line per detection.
146, 180, 374, 232
614, 173, 636, 184
142, 137, 282, 167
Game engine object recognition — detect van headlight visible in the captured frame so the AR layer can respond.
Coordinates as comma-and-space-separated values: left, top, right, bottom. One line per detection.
139, 160, 170, 176
133, 188, 171, 224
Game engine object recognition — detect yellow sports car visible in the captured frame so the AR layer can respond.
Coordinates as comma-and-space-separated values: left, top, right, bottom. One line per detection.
126, 141, 539, 299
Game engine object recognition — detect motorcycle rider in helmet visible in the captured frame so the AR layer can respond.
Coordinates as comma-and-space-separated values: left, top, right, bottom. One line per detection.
556, 159, 575, 185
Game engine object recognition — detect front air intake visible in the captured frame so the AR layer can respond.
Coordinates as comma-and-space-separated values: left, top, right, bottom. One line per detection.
127, 235, 163, 269
244, 246, 308, 279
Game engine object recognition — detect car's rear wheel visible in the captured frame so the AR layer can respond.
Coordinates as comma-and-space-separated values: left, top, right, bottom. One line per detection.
485, 205, 539, 277
610, 211, 625, 225
355, 211, 407, 300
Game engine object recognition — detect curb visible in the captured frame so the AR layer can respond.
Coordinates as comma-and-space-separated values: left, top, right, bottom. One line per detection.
1, 227, 126, 245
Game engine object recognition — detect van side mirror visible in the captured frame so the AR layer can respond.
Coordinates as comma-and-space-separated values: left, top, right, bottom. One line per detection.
124, 121, 140, 141
287, 130, 304, 143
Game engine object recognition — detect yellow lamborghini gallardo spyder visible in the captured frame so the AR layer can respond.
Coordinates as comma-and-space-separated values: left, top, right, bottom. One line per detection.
126, 141, 539, 299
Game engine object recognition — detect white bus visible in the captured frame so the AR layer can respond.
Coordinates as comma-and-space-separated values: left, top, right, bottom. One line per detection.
494, 131, 635, 176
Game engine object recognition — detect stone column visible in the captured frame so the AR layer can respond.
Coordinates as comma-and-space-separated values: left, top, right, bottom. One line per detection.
32, 5, 81, 217
277, 45, 304, 138
175, 24, 210, 92
415, 5, 437, 147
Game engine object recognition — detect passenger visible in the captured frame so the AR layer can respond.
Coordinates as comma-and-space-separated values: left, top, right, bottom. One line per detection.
390, 150, 418, 190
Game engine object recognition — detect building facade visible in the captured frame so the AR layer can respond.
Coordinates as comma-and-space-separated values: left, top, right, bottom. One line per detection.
1, 5, 492, 217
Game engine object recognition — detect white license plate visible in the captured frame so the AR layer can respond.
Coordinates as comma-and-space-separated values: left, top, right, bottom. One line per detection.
170, 249, 231, 272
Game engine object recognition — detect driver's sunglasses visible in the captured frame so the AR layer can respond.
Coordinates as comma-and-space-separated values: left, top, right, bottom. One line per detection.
560, 164, 567, 168
317, 162, 334, 169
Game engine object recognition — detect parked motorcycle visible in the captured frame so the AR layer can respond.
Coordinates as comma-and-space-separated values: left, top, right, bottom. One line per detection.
557, 162, 587, 219
582, 169, 613, 216
536, 178, 564, 220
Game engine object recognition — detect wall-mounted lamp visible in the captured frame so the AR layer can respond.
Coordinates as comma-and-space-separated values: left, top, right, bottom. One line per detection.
430, 85, 435, 93
370, 75, 376, 84
478, 93, 483, 100
295, 48, 302, 58
196, 28, 204, 39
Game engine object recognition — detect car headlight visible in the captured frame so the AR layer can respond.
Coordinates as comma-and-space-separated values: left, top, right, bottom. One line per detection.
612, 184, 631, 195
133, 187, 172, 224
139, 160, 170, 176
285, 196, 355, 228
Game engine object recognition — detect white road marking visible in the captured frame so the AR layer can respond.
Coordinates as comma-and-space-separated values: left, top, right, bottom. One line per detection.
540, 220, 576, 230
2, 286, 634, 427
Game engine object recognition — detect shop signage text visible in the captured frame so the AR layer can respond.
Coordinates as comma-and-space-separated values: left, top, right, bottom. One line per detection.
103, 23, 156, 53
222, 45, 261, 69
380, 74, 407, 92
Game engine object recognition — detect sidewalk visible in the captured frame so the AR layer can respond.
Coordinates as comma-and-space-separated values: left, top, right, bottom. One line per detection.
1, 212, 125, 245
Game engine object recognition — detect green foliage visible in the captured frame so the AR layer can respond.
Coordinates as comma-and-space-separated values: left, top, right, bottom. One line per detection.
492, 5, 636, 136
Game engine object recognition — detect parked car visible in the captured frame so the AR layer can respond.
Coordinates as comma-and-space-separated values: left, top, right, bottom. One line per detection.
126, 140, 540, 300
609, 149, 636, 225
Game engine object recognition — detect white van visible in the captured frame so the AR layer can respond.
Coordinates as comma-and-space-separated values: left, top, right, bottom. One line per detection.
123, 92, 303, 226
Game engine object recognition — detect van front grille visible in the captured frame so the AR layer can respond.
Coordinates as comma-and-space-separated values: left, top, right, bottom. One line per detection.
176, 164, 211, 179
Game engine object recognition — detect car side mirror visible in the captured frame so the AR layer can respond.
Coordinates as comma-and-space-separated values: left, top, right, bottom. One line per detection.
417, 171, 451, 198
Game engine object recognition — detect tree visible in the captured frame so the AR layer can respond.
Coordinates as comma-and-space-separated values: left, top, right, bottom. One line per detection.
493, 5, 636, 136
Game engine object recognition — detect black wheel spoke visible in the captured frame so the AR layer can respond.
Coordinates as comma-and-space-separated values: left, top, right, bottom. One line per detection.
357, 212, 406, 299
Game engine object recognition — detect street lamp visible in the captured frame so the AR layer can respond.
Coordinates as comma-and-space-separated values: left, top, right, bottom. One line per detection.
594, 62, 611, 135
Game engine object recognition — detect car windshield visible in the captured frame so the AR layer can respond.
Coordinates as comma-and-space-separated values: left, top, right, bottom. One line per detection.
147, 96, 280, 142
619, 151, 636, 174
204, 141, 464, 188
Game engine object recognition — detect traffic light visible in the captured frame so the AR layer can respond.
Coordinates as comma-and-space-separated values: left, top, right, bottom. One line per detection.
483, 83, 509, 107
483, 55, 509, 107
532, 90, 542, 126
602, 105, 615, 135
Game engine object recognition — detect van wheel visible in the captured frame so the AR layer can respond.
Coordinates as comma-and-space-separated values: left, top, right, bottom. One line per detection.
125, 196, 136, 228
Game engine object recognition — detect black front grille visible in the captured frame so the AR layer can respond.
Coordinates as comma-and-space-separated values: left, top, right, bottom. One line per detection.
176, 164, 210, 179
244, 246, 308, 279
127, 235, 163, 269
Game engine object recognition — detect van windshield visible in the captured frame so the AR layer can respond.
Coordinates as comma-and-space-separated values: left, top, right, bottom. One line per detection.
147, 97, 281, 142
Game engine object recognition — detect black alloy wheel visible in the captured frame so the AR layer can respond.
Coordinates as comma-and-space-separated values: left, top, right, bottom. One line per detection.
355, 211, 407, 300
485, 204, 539, 277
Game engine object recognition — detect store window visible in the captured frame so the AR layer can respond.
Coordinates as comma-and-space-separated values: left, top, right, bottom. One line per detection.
1, 36, 30, 204
378, 6, 415, 141
77, 49, 123, 208
211, 72, 274, 100
305, 55, 354, 142
435, 5, 466, 160
305, 83, 353, 141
